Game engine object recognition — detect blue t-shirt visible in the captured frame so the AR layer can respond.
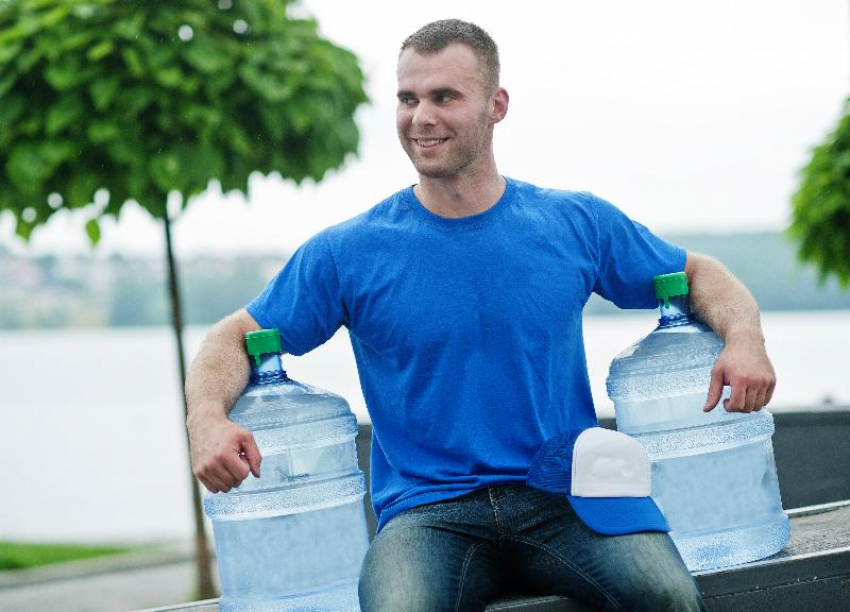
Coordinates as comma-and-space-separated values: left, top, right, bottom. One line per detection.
247, 178, 686, 530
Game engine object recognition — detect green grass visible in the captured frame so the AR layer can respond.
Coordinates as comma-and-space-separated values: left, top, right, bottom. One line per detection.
0, 541, 134, 571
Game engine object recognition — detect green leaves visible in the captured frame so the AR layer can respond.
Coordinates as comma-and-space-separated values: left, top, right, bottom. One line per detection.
181, 33, 234, 75
791, 99, 850, 288
0, 0, 368, 242
86, 39, 113, 61
120, 46, 145, 78
85, 217, 101, 244
88, 75, 119, 110
7, 140, 74, 191
45, 93, 83, 134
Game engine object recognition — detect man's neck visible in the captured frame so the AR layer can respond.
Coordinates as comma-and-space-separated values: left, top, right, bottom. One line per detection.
414, 169, 506, 219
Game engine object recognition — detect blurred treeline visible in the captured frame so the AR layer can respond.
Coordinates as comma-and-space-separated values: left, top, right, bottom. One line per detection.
2, 231, 850, 330
586, 231, 850, 314
0, 247, 285, 328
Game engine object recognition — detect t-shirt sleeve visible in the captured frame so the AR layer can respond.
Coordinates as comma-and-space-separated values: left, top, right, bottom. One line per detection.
245, 230, 348, 356
591, 194, 687, 309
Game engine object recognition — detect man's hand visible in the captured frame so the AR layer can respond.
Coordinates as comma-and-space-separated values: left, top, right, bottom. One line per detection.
685, 253, 776, 414
184, 309, 262, 493
703, 334, 776, 413
189, 415, 262, 493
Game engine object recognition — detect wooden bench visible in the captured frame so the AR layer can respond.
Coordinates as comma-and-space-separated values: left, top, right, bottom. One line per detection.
137, 410, 850, 611
134, 501, 850, 611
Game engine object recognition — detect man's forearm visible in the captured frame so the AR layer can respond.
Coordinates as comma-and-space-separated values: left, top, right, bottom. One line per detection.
185, 308, 260, 427
186, 309, 264, 491
684, 253, 764, 343
684, 252, 776, 412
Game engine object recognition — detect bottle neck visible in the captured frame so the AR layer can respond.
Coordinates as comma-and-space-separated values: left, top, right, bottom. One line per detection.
250, 353, 289, 385
658, 294, 694, 328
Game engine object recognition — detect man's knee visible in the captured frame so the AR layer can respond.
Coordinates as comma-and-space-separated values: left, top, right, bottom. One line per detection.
631, 572, 705, 612
358, 527, 461, 612
359, 550, 455, 612
596, 532, 705, 612
359, 576, 447, 612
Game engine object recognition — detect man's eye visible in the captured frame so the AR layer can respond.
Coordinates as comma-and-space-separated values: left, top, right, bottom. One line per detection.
399, 97, 415, 106
437, 94, 454, 103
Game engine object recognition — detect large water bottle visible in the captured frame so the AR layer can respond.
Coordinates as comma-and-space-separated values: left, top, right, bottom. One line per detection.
606, 272, 789, 571
204, 329, 369, 611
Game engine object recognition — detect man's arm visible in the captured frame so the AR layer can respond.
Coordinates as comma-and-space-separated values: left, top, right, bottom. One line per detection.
684, 252, 776, 413
186, 308, 262, 493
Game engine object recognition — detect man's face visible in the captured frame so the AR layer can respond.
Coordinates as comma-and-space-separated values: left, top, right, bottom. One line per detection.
396, 44, 497, 180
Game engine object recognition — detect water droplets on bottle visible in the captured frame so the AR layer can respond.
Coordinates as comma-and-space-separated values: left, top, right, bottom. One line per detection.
205, 329, 369, 611
607, 273, 789, 571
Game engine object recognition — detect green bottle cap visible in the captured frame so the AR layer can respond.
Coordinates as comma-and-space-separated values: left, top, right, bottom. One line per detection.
245, 329, 282, 365
653, 272, 689, 307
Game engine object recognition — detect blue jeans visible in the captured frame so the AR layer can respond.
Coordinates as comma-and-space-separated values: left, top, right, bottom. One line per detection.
359, 485, 706, 612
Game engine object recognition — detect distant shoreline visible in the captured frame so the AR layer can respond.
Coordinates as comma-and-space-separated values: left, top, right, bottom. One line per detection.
4, 231, 850, 329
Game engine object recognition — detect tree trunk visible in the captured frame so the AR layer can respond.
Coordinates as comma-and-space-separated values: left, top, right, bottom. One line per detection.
163, 212, 217, 599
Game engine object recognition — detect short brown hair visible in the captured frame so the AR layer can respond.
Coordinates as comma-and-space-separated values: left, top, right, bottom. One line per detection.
400, 19, 500, 93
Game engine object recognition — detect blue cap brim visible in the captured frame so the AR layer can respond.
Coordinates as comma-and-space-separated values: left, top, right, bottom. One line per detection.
568, 495, 670, 536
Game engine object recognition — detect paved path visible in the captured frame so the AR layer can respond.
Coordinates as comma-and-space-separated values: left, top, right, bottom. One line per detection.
0, 543, 217, 612
4, 504, 848, 612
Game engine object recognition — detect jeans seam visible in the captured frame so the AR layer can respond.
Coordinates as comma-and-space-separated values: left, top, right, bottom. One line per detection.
487, 487, 505, 534
503, 535, 624, 612
454, 540, 487, 612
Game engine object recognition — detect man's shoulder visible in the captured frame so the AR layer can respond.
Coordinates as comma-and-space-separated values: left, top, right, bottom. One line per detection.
510, 178, 603, 218
512, 177, 588, 200
325, 187, 410, 237
318, 186, 413, 247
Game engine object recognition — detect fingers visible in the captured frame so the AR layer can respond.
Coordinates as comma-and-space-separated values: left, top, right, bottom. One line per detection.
195, 456, 244, 494
744, 387, 760, 413
764, 381, 775, 407
196, 474, 216, 493
752, 387, 768, 413
722, 374, 747, 412
703, 367, 725, 412
223, 451, 252, 486
708, 339, 776, 414
201, 471, 234, 494
191, 425, 262, 493
195, 466, 228, 494
241, 434, 263, 479
723, 379, 773, 413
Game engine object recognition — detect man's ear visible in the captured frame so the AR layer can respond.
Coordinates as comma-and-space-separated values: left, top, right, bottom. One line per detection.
491, 87, 509, 124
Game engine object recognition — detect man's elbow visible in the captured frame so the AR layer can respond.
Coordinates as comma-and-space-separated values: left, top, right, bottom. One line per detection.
221, 308, 262, 337
684, 251, 724, 284
195, 309, 262, 365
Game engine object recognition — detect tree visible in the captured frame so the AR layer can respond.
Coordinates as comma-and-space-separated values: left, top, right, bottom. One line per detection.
790, 99, 850, 288
0, 0, 367, 598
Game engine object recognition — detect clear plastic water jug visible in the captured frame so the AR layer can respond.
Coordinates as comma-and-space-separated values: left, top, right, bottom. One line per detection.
606, 272, 789, 571
204, 329, 369, 611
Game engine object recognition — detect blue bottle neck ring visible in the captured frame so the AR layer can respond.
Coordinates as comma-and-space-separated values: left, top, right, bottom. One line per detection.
658, 294, 694, 328
251, 352, 289, 385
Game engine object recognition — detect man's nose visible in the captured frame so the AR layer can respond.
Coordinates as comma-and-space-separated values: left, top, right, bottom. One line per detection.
412, 101, 437, 127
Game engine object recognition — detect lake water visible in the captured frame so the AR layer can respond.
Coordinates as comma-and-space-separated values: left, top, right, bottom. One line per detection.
1, 311, 848, 544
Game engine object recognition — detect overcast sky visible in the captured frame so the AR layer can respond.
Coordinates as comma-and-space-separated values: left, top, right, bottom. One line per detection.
2, 0, 848, 257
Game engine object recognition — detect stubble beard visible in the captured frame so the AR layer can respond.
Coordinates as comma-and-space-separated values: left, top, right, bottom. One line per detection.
402, 111, 491, 181
412, 147, 476, 179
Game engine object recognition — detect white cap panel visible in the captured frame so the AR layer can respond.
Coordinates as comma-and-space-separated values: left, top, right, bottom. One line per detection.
571, 428, 651, 498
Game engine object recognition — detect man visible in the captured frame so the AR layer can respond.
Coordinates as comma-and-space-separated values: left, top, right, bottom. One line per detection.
186, 19, 775, 612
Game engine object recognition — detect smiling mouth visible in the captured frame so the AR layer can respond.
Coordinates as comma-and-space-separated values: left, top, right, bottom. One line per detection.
413, 138, 448, 148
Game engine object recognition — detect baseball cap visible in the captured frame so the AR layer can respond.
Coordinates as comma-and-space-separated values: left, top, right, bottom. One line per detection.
526, 427, 669, 536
